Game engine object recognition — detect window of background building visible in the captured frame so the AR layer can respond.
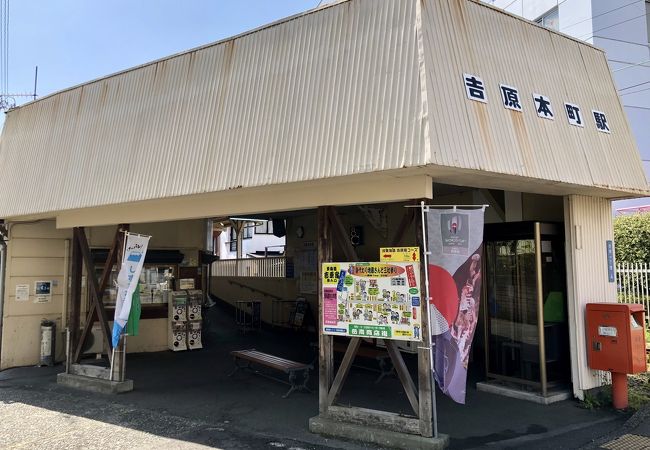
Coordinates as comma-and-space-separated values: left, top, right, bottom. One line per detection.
228, 224, 254, 252
243, 222, 254, 239
255, 220, 274, 235
536, 7, 559, 31
229, 227, 237, 252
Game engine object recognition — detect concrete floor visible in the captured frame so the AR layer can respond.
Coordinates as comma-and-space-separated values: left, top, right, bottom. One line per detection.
0, 302, 628, 449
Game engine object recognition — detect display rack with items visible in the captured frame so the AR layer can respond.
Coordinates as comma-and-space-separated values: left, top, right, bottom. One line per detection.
168, 290, 203, 351
94, 263, 176, 307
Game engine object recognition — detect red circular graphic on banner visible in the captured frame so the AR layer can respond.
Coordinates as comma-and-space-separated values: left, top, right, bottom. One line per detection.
428, 264, 458, 328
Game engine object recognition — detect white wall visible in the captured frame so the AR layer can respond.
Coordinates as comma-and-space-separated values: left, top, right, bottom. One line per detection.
592, 0, 650, 178
0, 221, 70, 369
216, 225, 285, 259
564, 195, 617, 398
1, 219, 207, 370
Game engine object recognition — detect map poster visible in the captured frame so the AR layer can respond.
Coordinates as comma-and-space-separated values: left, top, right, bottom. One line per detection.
321, 262, 422, 342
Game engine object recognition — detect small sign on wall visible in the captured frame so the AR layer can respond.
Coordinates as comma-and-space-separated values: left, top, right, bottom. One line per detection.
34, 281, 52, 304
15, 284, 29, 301
606, 240, 615, 283
179, 278, 195, 290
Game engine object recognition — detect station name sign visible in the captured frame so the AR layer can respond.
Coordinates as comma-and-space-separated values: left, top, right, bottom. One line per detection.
463, 73, 611, 133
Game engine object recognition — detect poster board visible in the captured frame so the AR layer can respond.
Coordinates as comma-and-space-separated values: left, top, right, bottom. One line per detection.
321, 262, 422, 342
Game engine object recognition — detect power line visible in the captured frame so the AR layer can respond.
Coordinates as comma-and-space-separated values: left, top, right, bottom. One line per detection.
624, 105, 650, 110
609, 58, 650, 66
561, 0, 641, 31
620, 85, 650, 96
578, 11, 648, 40
619, 80, 650, 92
613, 59, 650, 72
593, 35, 650, 48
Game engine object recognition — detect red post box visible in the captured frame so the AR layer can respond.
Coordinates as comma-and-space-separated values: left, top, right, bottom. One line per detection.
586, 303, 646, 409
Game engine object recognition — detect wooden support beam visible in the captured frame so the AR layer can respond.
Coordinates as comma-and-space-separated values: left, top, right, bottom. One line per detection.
390, 203, 416, 246
318, 206, 334, 415
327, 337, 361, 406
327, 405, 420, 436
326, 206, 358, 262
74, 227, 113, 356
68, 231, 82, 363
74, 225, 125, 362
415, 205, 434, 438
385, 340, 419, 415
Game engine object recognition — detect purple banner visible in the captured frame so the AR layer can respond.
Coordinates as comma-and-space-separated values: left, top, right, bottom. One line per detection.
426, 208, 484, 404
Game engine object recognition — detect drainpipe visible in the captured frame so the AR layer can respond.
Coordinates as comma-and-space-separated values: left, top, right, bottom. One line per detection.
0, 222, 7, 367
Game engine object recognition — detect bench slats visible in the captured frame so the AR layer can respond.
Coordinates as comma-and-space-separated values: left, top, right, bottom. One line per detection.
231, 349, 309, 372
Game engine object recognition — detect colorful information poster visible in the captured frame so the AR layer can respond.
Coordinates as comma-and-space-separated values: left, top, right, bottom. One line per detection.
321, 262, 422, 342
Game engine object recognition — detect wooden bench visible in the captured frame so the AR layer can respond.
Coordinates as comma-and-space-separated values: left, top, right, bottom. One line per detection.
228, 349, 312, 398
333, 341, 395, 384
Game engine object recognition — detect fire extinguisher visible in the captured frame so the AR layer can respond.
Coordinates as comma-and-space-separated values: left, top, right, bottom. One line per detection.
39, 319, 56, 367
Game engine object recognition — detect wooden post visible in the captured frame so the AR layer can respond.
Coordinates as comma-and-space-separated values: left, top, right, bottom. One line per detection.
327, 337, 361, 406
317, 206, 333, 414
74, 225, 124, 362
416, 204, 434, 438
73, 227, 113, 356
68, 229, 82, 364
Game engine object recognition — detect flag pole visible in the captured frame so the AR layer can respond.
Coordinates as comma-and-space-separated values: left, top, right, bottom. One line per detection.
420, 200, 438, 438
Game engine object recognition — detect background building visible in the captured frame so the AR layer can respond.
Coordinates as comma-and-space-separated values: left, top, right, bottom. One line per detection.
484, 0, 650, 207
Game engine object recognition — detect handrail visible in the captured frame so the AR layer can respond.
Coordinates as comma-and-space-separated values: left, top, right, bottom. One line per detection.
227, 279, 284, 301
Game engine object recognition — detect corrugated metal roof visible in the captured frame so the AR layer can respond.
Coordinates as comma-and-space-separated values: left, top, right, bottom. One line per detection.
421, 0, 647, 192
0, 0, 645, 219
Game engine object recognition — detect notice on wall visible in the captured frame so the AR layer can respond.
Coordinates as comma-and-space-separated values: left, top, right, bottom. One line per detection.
34, 281, 52, 304
179, 278, 195, 290
15, 284, 29, 302
300, 271, 318, 294
321, 262, 422, 342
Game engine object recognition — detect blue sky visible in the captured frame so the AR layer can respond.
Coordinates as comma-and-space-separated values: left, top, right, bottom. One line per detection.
8, 1, 321, 103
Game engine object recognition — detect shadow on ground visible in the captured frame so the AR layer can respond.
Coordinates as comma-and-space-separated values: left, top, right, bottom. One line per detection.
0, 301, 626, 449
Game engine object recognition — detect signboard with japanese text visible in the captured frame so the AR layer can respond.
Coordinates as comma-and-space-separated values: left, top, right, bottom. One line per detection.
379, 247, 420, 262
321, 262, 422, 342
462, 72, 611, 133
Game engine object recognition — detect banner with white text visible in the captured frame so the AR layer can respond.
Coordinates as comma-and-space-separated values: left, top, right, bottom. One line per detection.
112, 233, 150, 347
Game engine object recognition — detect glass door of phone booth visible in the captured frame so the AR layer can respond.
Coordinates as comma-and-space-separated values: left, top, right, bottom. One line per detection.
484, 222, 570, 396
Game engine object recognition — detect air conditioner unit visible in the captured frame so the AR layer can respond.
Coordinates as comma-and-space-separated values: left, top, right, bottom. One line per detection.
80, 325, 105, 355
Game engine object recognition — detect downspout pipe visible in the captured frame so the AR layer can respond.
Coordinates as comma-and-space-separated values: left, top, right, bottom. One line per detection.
0, 221, 7, 367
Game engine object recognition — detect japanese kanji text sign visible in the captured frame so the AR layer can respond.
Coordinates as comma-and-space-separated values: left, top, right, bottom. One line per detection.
321, 262, 422, 342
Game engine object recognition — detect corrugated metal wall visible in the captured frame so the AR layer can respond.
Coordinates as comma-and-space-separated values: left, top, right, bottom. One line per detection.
0, 0, 424, 217
0, 0, 645, 219
564, 195, 616, 396
421, 0, 647, 192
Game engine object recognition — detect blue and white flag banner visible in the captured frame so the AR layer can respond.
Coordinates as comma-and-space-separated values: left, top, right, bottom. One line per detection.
112, 232, 150, 347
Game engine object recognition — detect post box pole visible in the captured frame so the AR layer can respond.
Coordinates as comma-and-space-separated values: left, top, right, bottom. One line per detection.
611, 372, 628, 409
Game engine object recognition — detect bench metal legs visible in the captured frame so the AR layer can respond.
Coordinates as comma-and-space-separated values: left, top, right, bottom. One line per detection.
375, 356, 396, 384
283, 368, 312, 398
230, 356, 312, 398
228, 357, 251, 377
